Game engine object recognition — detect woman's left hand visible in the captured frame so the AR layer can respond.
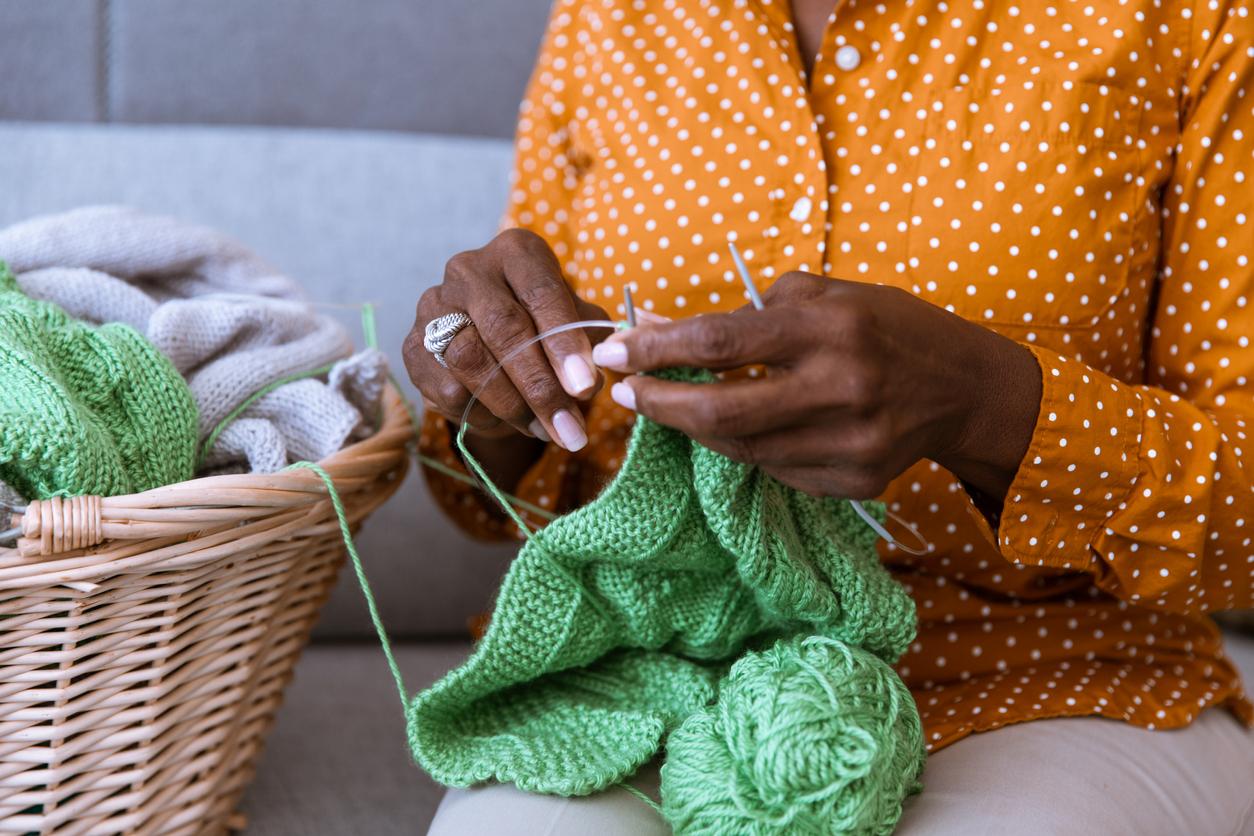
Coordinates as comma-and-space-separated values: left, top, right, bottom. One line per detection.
592, 271, 1043, 503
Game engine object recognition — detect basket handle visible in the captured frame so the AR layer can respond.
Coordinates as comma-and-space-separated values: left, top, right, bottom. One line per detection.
12, 496, 105, 558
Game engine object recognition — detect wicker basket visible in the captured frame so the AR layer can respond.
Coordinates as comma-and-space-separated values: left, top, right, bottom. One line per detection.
0, 386, 412, 834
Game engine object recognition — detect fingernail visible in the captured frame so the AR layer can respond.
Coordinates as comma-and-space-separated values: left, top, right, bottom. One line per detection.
528, 419, 551, 442
562, 354, 596, 395
552, 409, 587, 452
611, 381, 636, 411
593, 341, 629, 370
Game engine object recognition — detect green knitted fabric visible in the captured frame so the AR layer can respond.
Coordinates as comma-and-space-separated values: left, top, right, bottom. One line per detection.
0, 262, 198, 499
409, 370, 925, 830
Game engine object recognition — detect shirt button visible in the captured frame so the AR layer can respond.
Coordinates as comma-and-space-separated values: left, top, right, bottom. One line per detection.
789, 196, 813, 222
835, 45, 862, 71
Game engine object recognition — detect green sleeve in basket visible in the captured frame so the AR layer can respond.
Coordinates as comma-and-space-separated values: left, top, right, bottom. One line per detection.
0, 261, 198, 499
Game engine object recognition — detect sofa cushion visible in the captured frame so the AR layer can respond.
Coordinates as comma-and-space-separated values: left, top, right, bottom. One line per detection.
240, 642, 471, 834
0, 2, 101, 122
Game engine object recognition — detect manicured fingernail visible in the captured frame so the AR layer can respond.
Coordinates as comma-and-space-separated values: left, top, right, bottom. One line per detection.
562, 354, 596, 395
552, 409, 587, 452
593, 341, 629, 370
528, 419, 551, 442
634, 306, 671, 323
611, 381, 636, 411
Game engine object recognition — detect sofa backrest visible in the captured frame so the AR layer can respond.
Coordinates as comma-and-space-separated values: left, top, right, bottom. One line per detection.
3, 0, 550, 139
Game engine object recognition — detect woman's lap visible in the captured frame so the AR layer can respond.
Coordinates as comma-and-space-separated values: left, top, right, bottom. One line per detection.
428, 762, 668, 836
895, 709, 1253, 836
427, 709, 1254, 835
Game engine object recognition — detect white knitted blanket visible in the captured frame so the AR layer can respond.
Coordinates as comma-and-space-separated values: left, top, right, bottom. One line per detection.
0, 206, 386, 477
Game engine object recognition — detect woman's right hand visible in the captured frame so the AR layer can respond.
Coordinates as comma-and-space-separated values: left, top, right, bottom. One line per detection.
404, 228, 608, 452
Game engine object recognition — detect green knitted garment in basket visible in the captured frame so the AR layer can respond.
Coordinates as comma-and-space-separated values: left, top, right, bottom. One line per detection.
0, 262, 198, 499
409, 370, 926, 833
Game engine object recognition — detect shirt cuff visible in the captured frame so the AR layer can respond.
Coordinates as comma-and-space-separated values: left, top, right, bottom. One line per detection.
968, 344, 1143, 571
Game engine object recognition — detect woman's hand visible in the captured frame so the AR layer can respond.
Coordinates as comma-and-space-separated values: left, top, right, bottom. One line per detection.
404, 228, 608, 452
592, 272, 1042, 503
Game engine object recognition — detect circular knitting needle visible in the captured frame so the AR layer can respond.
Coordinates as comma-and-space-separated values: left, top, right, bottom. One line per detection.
727, 238, 928, 555
624, 285, 637, 328
728, 241, 766, 311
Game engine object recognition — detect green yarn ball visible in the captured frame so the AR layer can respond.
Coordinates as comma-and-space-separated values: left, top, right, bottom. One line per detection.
661, 635, 925, 835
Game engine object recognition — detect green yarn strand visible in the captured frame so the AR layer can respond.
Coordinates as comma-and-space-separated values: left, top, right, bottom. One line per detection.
286, 461, 411, 712
413, 450, 556, 522
618, 782, 664, 816
197, 362, 337, 470
453, 420, 537, 537
360, 301, 379, 352
385, 359, 557, 523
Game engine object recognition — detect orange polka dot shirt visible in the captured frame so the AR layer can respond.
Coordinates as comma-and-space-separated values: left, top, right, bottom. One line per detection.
419, 0, 1254, 753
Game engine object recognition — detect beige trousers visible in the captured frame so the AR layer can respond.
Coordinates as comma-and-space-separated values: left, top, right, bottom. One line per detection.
428, 709, 1254, 835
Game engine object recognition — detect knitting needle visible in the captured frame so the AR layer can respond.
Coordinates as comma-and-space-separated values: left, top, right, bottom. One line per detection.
728, 242, 765, 312
726, 238, 929, 555
624, 285, 637, 328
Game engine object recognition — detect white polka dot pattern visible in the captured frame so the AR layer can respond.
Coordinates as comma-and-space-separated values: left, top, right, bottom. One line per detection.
421, 0, 1254, 751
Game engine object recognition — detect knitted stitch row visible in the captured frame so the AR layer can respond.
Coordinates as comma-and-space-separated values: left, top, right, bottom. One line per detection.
0, 262, 197, 499
408, 370, 925, 831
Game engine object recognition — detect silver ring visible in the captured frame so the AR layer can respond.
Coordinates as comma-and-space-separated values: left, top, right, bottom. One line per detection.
423, 312, 473, 368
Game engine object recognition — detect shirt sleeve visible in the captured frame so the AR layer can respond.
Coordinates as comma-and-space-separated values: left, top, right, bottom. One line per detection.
418, 0, 588, 542
974, 0, 1253, 614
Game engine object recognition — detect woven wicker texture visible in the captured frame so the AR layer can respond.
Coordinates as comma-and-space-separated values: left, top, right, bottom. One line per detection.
0, 386, 411, 835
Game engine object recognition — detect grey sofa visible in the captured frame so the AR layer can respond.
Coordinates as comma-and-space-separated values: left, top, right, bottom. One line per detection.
3, 3, 1252, 834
